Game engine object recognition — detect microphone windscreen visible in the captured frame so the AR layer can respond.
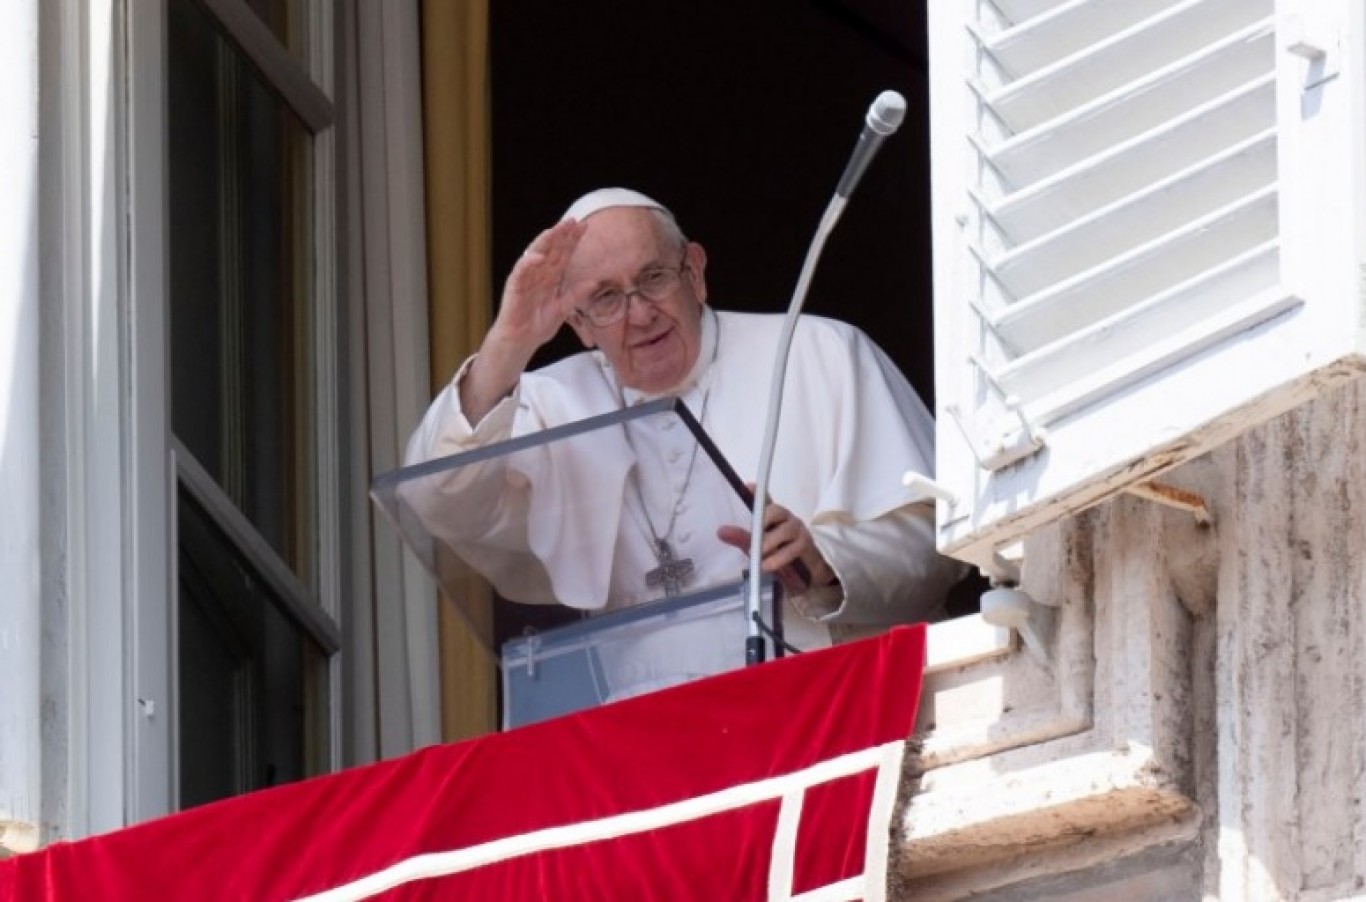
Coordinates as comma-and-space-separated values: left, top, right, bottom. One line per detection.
866, 90, 907, 135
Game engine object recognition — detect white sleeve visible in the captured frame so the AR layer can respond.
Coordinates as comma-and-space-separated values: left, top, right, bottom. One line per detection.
404, 355, 523, 465
392, 356, 564, 605
801, 504, 969, 626
779, 318, 967, 626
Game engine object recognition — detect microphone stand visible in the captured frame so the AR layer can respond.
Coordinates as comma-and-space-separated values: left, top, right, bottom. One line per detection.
744, 196, 847, 666
744, 90, 906, 666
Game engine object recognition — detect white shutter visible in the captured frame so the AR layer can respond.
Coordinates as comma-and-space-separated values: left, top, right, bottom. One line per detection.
926, 0, 1366, 572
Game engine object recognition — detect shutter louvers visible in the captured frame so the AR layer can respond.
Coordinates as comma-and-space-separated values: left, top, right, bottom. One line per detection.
928, 0, 1366, 568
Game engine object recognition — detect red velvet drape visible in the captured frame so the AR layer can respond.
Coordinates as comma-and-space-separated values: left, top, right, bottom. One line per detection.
0, 626, 925, 901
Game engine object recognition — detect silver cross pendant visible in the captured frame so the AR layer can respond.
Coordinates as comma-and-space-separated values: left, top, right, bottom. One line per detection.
645, 539, 695, 598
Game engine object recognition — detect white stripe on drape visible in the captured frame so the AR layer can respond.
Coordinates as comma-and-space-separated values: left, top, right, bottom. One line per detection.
296, 740, 905, 902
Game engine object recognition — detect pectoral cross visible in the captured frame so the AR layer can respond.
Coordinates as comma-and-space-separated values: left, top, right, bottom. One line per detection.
645, 539, 695, 598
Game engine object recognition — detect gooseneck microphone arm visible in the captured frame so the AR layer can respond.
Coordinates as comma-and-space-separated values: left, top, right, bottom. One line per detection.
744, 90, 907, 667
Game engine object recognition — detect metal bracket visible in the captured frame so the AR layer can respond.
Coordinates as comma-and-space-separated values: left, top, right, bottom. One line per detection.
951, 353, 1049, 471
946, 398, 1047, 472
523, 630, 541, 679
1124, 480, 1213, 526
1284, 13, 1340, 90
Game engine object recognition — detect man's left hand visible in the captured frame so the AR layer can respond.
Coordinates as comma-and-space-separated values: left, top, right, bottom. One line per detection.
716, 497, 836, 595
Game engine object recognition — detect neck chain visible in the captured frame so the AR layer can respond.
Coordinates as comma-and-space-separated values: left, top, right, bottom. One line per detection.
616, 309, 720, 597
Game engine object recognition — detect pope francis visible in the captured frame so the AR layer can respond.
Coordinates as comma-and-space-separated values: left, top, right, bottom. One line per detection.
404, 188, 965, 696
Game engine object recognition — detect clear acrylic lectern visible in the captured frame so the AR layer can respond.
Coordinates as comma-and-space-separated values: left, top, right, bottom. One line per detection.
371, 398, 781, 728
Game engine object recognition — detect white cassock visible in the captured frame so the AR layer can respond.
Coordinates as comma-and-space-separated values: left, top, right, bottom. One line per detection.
404, 309, 966, 699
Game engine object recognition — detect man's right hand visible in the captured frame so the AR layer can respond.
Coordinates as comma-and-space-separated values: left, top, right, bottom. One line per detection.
460, 218, 587, 424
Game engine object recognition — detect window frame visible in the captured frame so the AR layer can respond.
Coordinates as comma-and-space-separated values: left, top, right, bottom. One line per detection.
78, 0, 344, 823
163, 0, 344, 801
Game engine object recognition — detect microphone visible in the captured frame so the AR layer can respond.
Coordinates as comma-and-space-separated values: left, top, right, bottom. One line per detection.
835, 90, 908, 199
743, 90, 908, 666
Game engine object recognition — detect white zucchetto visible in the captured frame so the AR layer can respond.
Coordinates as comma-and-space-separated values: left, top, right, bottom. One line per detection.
563, 187, 670, 222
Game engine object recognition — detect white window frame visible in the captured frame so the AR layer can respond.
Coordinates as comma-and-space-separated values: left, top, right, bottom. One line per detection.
2, 0, 44, 853
162, 0, 346, 800
34, 0, 436, 838
41, 0, 177, 834
51, 0, 346, 831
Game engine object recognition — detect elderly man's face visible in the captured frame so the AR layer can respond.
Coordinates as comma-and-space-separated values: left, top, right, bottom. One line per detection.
564, 208, 708, 394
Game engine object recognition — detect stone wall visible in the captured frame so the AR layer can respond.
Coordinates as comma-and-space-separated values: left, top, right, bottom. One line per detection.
895, 378, 1366, 900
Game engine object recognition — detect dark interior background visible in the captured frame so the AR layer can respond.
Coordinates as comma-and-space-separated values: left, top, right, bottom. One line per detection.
488, 0, 934, 400
485, 2, 976, 643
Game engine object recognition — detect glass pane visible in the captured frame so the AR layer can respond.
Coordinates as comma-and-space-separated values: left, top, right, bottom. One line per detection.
178, 492, 329, 810
167, 0, 316, 585
371, 399, 788, 723
499, 577, 777, 729
372, 400, 763, 653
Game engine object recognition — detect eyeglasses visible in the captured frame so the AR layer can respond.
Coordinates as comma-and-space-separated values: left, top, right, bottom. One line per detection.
575, 252, 689, 327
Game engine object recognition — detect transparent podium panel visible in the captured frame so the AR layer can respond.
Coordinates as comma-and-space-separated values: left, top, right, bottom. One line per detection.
371, 398, 785, 720
501, 576, 778, 728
